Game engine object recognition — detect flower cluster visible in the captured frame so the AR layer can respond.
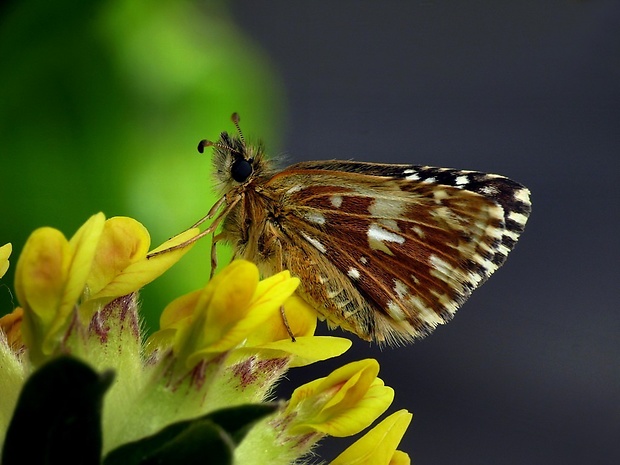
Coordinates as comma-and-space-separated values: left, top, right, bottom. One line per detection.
0, 214, 411, 464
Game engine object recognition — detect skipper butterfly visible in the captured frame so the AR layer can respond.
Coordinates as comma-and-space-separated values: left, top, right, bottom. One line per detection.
150, 113, 531, 345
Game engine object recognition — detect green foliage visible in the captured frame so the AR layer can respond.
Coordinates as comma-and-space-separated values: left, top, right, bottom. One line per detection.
0, 0, 285, 331
2, 356, 114, 465
103, 404, 277, 465
1, 356, 277, 465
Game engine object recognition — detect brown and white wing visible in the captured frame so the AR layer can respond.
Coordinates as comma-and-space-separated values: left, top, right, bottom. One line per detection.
264, 160, 531, 344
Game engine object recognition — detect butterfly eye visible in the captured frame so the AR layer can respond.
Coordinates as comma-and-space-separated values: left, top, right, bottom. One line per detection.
231, 157, 253, 182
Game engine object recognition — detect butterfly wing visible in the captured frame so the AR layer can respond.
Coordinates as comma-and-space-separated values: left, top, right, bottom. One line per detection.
263, 160, 531, 344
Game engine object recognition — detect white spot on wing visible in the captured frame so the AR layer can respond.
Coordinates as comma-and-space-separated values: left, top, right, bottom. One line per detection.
409, 295, 444, 324
422, 176, 436, 184
467, 271, 484, 286
508, 211, 529, 226
514, 188, 531, 204
471, 253, 497, 273
411, 225, 425, 239
368, 224, 405, 244
393, 279, 409, 298
300, 232, 327, 253
303, 211, 326, 225
369, 198, 405, 220
327, 289, 341, 299
387, 300, 407, 321
433, 189, 449, 201
480, 185, 499, 196
429, 254, 454, 279
455, 175, 469, 185
286, 185, 302, 195
330, 195, 343, 208
368, 224, 405, 255
348, 268, 361, 279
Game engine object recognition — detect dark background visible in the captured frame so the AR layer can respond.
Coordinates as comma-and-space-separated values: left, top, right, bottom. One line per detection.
231, 2, 619, 464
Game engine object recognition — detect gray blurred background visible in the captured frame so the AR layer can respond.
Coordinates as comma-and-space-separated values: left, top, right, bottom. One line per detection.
231, 1, 619, 464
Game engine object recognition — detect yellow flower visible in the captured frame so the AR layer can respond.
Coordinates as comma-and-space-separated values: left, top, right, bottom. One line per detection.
0, 244, 18, 347
84, 216, 199, 304
2, 216, 414, 464
155, 260, 283, 366
0, 243, 11, 279
15, 213, 106, 363
286, 359, 394, 437
151, 260, 349, 370
331, 410, 412, 465
13, 213, 197, 364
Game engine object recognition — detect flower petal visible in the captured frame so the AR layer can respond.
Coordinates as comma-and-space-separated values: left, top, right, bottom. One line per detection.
64, 212, 107, 304
148, 287, 206, 362
287, 359, 394, 437
338, 382, 394, 437
246, 270, 301, 320
389, 451, 411, 465
159, 289, 203, 330
228, 336, 352, 368
15, 227, 71, 357
88, 226, 200, 301
15, 213, 105, 361
245, 295, 317, 345
188, 263, 301, 363
154, 261, 280, 368
306, 380, 394, 437
86, 217, 151, 297
203, 260, 260, 344
15, 227, 70, 323
0, 243, 12, 279
331, 410, 413, 465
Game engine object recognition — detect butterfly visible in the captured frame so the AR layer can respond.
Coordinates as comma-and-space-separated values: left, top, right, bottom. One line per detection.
150, 113, 531, 345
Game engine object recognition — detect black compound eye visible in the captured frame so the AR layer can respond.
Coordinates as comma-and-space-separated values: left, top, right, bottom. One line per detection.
231, 158, 253, 182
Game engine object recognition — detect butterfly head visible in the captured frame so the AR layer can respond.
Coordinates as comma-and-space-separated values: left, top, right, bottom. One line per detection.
198, 113, 270, 192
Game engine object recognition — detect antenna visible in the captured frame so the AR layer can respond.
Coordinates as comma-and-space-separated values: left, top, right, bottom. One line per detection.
196, 113, 245, 154
197, 139, 235, 154
231, 112, 245, 145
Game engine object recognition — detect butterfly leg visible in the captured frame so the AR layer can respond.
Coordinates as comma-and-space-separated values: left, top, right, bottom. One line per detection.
280, 305, 296, 343
147, 195, 241, 260
146, 227, 214, 259
209, 232, 225, 280
268, 238, 297, 342
189, 194, 227, 229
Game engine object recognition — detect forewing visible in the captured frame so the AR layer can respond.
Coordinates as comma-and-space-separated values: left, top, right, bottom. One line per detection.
266, 160, 531, 344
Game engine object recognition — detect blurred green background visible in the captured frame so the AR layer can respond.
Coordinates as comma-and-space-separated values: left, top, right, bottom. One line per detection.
0, 0, 285, 331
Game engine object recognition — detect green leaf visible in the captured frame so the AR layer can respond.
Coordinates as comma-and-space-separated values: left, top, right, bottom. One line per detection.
203, 403, 280, 444
105, 420, 233, 465
1, 356, 114, 465
103, 403, 278, 465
